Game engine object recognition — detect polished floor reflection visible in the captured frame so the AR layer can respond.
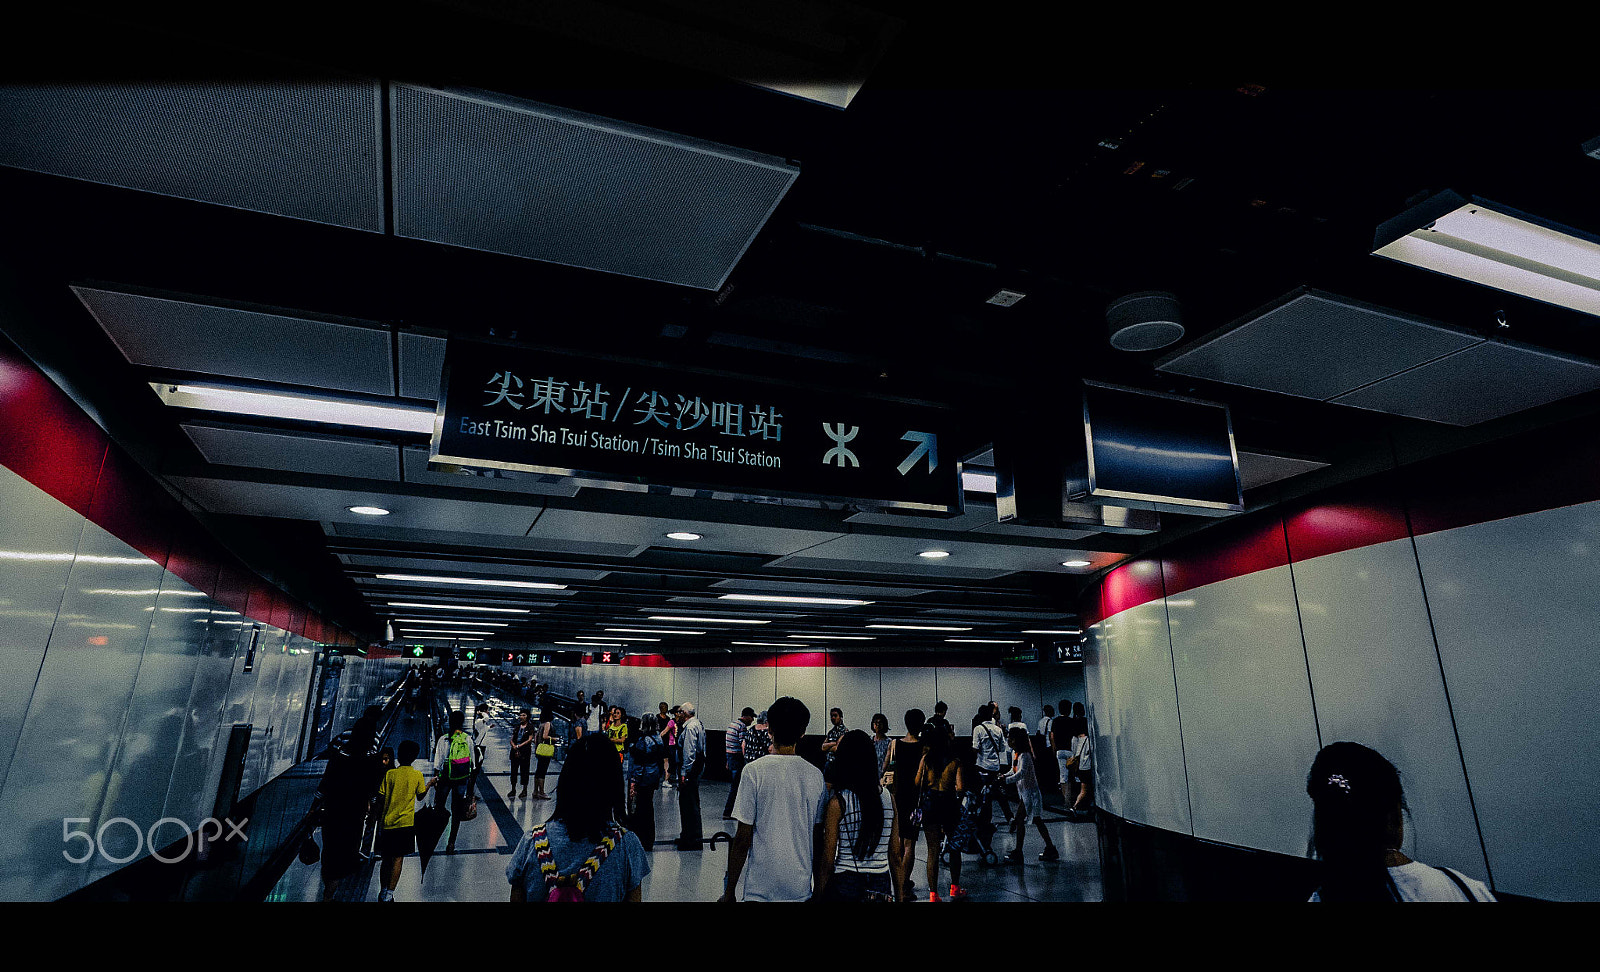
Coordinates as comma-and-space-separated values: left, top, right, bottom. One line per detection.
272, 686, 1102, 903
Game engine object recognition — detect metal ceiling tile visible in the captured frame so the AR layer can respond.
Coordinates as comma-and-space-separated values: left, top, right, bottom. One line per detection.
845, 508, 997, 531
165, 476, 540, 535
402, 448, 582, 496
1156, 289, 1482, 401
709, 578, 933, 598
389, 83, 799, 290
527, 507, 841, 556
181, 423, 400, 481
0, 80, 384, 230
398, 332, 447, 401
324, 521, 643, 558
336, 555, 610, 583
351, 576, 579, 596
74, 287, 394, 396
966, 522, 1099, 541
1331, 340, 1600, 426
1236, 450, 1330, 491
782, 533, 1108, 574
767, 555, 1012, 581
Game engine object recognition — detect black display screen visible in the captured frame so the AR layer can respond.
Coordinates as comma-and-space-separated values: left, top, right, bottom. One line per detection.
1084, 382, 1241, 513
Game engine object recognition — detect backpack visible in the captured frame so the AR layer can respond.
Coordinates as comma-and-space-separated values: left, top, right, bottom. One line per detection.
532, 821, 624, 902
447, 730, 474, 782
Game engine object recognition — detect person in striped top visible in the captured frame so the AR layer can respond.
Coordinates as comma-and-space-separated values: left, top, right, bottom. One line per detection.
723, 707, 754, 817
816, 729, 899, 901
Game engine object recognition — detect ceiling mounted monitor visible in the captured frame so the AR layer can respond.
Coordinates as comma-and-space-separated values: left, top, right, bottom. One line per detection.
1373, 190, 1600, 319
1070, 381, 1242, 517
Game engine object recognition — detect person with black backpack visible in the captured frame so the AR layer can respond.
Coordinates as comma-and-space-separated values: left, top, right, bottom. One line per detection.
432, 709, 477, 854
506, 734, 651, 902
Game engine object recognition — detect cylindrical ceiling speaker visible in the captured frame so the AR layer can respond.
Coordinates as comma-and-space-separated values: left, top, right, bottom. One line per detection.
1107, 292, 1185, 351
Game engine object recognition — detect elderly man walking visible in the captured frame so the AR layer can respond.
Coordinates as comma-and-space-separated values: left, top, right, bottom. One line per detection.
676, 702, 707, 850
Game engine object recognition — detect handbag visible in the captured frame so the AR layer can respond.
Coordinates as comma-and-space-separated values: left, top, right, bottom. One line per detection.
536, 741, 556, 758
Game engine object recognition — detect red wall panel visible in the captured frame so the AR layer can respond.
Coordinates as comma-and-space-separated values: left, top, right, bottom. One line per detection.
0, 336, 109, 515
86, 448, 174, 568
1282, 472, 1410, 563
1102, 558, 1165, 616
1160, 510, 1289, 598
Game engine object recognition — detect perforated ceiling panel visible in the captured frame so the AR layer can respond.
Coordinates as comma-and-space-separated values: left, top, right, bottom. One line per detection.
182, 424, 400, 481
0, 81, 383, 230
390, 84, 800, 289
398, 332, 447, 400
1156, 289, 1481, 401
1331, 341, 1600, 426
74, 287, 394, 396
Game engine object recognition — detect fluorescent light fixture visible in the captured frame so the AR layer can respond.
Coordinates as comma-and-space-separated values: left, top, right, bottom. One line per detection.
1022, 629, 1083, 635
732, 642, 805, 647
717, 594, 873, 606
213, 611, 241, 616
947, 638, 1024, 644
576, 636, 659, 642
866, 624, 973, 631
386, 602, 529, 613
647, 616, 770, 625
557, 641, 624, 647
665, 532, 703, 541
917, 550, 951, 559
150, 381, 435, 433
1374, 190, 1600, 318
1061, 560, 1092, 568
407, 632, 488, 640
393, 618, 509, 627
605, 628, 707, 635
0, 551, 152, 565
787, 634, 874, 640
962, 470, 998, 493
348, 506, 391, 516
159, 607, 212, 613
377, 574, 566, 590
414, 635, 484, 642
85, 589, 207, 596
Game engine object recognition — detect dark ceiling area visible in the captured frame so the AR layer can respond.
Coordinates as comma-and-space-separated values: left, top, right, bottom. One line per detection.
3, 2, 1598, 653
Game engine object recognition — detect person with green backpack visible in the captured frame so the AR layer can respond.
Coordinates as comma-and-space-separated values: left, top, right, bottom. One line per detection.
506, 734, 650, 902
432, 709, 478, 854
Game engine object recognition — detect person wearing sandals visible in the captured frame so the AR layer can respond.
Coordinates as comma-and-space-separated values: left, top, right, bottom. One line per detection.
1306, 742, 1494, 902
506, 733, 650, 902
998, 725, 1059, 864
883, 709, 924, 902
915, 721, 968, 902
815, 729, 900, 902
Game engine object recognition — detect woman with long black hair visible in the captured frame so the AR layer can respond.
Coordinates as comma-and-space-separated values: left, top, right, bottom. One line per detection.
915, 720, 968, 902
883, 709, 924, 902
1306, 742, 1494, 902
507, 733, 651, 902
815, 729, 900, 901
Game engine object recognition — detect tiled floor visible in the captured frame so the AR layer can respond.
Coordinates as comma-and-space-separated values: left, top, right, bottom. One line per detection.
271, 686, 1102, 902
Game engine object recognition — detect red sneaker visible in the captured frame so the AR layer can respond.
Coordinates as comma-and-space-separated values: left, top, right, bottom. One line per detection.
949, 885, 969, 900
928, 890, 943, 903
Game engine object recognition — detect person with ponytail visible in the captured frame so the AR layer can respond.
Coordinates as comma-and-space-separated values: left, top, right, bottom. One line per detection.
1306, 742, 1495, 902
816, 729, 900, 901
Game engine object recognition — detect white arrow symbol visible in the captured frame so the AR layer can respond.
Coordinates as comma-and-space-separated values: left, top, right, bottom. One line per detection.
897, 431, 938, 476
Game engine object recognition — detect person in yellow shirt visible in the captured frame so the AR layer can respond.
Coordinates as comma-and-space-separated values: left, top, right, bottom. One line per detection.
606, 706, 630, 759
376, 739, 431, 902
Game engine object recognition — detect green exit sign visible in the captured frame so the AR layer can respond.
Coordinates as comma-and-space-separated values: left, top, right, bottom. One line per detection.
411, 646, 426, 657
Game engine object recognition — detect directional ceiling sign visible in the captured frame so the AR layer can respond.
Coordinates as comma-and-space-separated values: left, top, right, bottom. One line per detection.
432, 340, 962, 510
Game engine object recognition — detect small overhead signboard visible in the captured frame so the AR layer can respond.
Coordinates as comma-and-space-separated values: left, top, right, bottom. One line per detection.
511, 650, 584, 667
432, 339, 962, 511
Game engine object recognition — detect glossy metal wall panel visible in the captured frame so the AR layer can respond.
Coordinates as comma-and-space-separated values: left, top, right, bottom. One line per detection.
165, 620, 245, 824
88, 575, 211, 881
1102, 599, 1191, 835
730, 664, 774, 719
1168, 566, 1320, 856
1292, 539, 1486, 876
671, 668, 699, 712
1083, 617, 1119, 817
696, 668, 734, 736
0, 523, 162, 900
0, 464, 84, 796
825, 667, 881, 735
1414, 503, 1600, 900
933, 667, 990, 732
878, 668, 936, 737
775, 665, 826, 734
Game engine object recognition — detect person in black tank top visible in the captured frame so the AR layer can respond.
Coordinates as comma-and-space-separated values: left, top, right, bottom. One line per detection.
886, 709, 925, 902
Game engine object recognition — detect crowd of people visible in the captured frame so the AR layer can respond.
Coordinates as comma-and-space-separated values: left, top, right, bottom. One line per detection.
318, 672, 1495, 903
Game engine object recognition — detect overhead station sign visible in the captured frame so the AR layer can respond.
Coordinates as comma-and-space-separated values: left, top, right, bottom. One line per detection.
431, 340, 961, 511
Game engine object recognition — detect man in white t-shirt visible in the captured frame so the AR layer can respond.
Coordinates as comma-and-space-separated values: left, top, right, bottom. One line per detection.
720, 696, 827, 903
587, 690, 606, 734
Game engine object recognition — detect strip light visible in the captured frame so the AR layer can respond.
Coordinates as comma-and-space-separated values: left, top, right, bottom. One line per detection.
1022, 629, 1083, 635
732, 642, 806, 647
393, 618, 508, 627
866, 624, 973, 631
647, 616, 770, 625
406, 632, 489, 640
377, 574, 566, 590
948, 638, 1024, 644
787, 634, 874, 640
557, 641, 623, 647
962, 470, 998, 493
1374, 190, 1600, 318
576, 636, 659, 642
150, 381, 436, 432
605, 628, 707, 635
717, 594, 873, 606
386, 602, 529, 613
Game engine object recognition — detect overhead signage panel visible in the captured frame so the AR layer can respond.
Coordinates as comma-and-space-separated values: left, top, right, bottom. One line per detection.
1082, 381, 1242, 516
431, 340, 961, 511
511, 650, 584, 667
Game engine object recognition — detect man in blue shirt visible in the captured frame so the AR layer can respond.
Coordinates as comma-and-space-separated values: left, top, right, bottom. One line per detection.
723, 707, 754, 818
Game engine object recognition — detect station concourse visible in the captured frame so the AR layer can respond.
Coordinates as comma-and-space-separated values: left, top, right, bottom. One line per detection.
0, 5, 1596, 904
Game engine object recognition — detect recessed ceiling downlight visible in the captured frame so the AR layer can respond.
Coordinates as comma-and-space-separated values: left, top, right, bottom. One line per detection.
918, 550, 951, 559
665, 532, 703, 541
349, 506, 391, 516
